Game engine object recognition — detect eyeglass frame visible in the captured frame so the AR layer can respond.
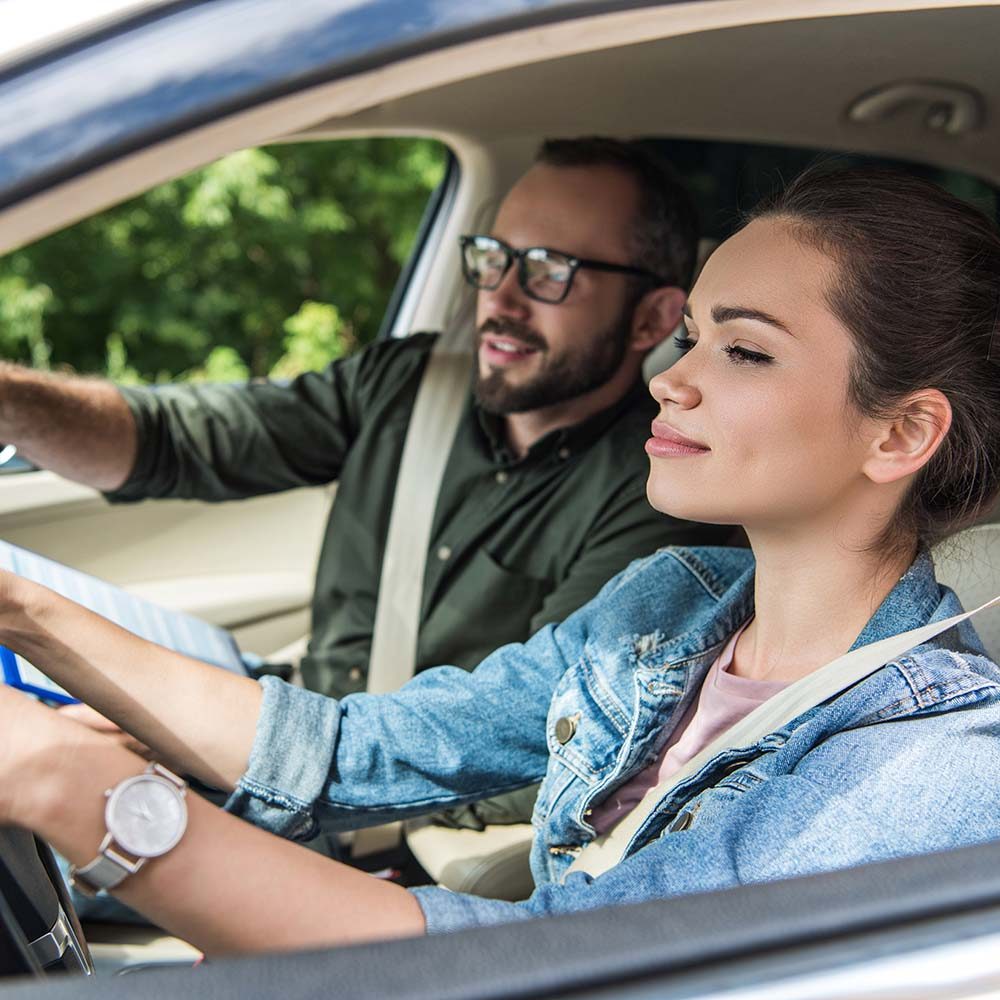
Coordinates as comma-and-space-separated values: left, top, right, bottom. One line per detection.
458, 234, 666, 305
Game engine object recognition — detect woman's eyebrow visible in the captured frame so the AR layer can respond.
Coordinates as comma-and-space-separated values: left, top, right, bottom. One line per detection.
712, 304, 794, 335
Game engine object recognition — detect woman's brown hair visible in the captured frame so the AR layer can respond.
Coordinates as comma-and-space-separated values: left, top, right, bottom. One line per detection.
748, 165, 1000, 555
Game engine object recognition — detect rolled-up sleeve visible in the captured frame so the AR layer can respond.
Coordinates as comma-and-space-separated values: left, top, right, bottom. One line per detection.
225, 677, 343, 838
221, 598, 597, 839
104, 335, 438, 504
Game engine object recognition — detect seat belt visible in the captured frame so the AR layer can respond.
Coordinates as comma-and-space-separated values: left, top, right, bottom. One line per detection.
567, 591, 1000, 880
350, 330, 472, 857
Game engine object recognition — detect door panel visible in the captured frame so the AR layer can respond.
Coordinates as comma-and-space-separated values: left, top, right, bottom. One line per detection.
0, 471, 330, 657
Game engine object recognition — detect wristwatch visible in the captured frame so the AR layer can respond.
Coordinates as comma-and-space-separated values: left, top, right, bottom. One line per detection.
69, 763, 188, 897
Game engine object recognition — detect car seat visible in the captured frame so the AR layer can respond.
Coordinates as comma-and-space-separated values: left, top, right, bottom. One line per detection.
932, 520, 1000, 661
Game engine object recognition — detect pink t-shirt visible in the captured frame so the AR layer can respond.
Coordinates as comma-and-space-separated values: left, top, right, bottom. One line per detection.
590, 623, 788, 835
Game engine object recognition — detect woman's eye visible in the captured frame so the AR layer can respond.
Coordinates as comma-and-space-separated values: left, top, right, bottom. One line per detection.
723, 344, 774, 365
673, 335, 696, 352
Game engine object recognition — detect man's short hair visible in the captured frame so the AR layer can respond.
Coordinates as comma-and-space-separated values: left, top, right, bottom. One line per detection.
535, 137, 698, 292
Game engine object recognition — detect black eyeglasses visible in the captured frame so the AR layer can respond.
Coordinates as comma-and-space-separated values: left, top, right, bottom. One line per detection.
459, 234, 664, 304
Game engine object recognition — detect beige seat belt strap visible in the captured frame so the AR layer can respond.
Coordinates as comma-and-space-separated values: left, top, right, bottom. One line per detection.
567, 591, 1000, 880
351, 334, 471, 857
367, 337, 471, 693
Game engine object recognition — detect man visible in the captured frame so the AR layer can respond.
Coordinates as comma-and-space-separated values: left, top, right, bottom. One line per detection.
0, 139, 725, 793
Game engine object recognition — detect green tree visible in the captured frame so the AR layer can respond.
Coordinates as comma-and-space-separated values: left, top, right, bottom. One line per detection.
0, 139, 446, 383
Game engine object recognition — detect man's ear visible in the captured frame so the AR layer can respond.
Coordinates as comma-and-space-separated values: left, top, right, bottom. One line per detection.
862, 389, 952, 486
629, 287, 687, 352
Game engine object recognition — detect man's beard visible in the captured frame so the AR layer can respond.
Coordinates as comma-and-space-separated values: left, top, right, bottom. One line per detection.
473, 311, 632, 416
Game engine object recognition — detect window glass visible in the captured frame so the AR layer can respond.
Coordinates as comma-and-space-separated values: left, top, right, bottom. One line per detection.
0, 138, 448, 385
643, 138, 998, 241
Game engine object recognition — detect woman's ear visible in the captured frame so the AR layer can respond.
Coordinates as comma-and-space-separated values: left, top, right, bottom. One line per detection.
862, 389, 952, 485
629, 287, 687, 352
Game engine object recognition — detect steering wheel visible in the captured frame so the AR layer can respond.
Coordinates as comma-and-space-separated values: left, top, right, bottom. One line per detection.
0, 828, 91, 977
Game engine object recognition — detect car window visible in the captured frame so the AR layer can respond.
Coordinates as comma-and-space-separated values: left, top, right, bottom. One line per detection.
0, 137, 448, 387
644, 138, 998, 239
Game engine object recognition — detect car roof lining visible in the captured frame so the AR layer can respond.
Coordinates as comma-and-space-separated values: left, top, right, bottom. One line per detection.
295, 6, 1000, 185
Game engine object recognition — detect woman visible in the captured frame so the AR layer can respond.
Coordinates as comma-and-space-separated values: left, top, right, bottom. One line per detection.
0, 165, 998, 954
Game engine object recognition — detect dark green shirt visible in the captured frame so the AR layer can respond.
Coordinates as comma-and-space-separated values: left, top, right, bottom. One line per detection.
110, 333, 729, 697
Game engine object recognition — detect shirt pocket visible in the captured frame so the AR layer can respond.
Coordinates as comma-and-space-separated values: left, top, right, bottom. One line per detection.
421, 546, 551, 668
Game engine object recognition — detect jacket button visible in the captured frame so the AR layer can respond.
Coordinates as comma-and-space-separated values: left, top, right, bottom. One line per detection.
668, 806, 699, 833
555, 715, 578, 745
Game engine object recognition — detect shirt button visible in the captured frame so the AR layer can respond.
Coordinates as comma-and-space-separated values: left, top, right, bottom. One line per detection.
558, 447, 571, 461
494, 470, 509, 485
555, 715, 578, 745
436, 545, 452, 561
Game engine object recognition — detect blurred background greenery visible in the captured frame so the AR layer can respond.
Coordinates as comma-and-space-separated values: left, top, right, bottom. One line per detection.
0, 138, 447, 384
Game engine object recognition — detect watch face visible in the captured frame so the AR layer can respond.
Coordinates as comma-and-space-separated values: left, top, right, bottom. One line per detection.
105, 774, 187, 857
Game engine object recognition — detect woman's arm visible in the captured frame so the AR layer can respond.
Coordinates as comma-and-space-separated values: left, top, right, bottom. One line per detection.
0, 686, 425, 955
0, 571, 260, 790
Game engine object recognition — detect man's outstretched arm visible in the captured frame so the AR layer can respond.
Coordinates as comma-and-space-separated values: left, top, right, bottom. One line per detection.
0, 363, 137, 491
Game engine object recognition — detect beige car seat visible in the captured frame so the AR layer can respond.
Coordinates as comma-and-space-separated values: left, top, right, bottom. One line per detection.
933, 520, 1000, 661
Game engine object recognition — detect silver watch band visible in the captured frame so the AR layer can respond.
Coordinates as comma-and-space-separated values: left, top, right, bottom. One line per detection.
70, 834, 143, 897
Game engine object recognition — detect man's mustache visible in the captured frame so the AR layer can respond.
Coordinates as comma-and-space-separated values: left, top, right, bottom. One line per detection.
477, 319, 547, 352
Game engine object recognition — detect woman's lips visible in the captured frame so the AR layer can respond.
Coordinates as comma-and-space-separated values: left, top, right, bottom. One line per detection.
645, 420, 710, 458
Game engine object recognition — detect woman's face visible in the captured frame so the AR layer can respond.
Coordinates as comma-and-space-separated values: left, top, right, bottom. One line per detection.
646, 217, 878, 534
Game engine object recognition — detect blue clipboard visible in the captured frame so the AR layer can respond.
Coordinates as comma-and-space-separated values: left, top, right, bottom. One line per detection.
1, 646, 79, 705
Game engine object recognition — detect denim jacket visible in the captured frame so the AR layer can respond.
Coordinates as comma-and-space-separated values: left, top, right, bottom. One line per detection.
226, 547, 1000, 934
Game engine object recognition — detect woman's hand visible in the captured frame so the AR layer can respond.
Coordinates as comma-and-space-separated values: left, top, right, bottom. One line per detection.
58, 702, 154, 757
0, 684, 93, 828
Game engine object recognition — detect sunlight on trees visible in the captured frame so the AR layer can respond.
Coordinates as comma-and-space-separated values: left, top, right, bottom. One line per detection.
0, 139, 446, 384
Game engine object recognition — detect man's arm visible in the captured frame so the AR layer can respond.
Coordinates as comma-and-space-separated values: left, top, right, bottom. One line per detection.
0, 364, 137, 491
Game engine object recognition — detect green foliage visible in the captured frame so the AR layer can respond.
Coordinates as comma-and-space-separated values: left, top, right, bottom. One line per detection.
0, 139, 447, 383
272, 301, 354, 380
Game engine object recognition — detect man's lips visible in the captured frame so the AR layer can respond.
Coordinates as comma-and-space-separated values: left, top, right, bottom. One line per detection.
646, 420, 710, 458
480, 334, 541, 365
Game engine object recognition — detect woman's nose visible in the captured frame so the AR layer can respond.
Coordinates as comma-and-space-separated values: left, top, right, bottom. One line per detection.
649, 358, 702, 410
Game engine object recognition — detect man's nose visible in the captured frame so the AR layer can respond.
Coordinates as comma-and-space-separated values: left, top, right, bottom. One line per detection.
479, 264, 531, 321
648, 355, 702, 410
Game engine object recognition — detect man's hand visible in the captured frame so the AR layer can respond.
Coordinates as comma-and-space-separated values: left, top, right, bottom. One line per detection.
58, 702, 154, 757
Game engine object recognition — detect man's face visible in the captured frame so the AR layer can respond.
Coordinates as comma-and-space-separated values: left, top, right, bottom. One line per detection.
473, 163, 643, 415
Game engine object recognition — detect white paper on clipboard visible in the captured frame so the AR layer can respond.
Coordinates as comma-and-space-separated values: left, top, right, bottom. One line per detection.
0, 540, 247, 703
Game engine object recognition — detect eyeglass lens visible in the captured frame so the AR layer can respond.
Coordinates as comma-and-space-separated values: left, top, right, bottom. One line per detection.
463, 238, 574, 303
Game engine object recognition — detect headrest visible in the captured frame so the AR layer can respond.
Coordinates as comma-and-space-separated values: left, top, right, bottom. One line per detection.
933, 522, 1000, 662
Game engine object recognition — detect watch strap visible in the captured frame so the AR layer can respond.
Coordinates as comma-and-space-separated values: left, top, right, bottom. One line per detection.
70, 834, 144, 897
